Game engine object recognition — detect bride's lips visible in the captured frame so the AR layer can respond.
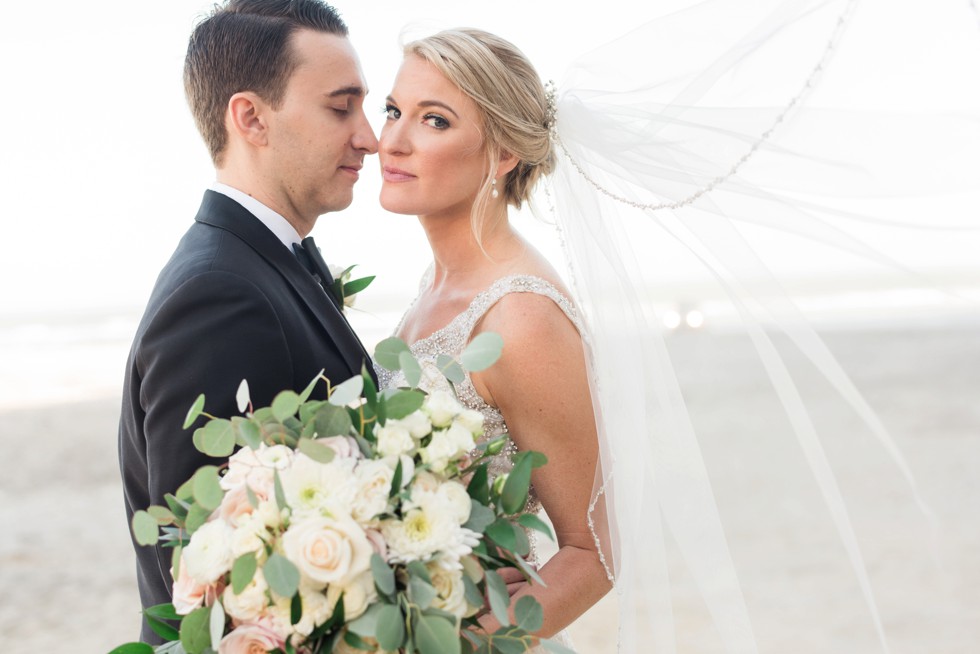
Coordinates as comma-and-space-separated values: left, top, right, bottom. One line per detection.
382, 166, 416, 182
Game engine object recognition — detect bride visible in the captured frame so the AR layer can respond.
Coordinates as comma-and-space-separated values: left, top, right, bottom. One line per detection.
374, 29, 611, 645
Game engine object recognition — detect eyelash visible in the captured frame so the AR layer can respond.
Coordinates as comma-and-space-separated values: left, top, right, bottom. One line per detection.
382, 104, 450, 129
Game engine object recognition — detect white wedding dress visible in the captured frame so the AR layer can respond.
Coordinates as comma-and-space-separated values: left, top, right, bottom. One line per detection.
376, 273, 582, 652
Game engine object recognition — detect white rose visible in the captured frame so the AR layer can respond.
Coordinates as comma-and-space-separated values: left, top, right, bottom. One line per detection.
281, 516, 373, 589
423, 390, 461, 428
292, 588, 333, 638
230, 514, 269, 559
374, 422, 415, 458
183, 519, 235, 585
317, 435, 360, 460
222, 574, 269, 623
351, 460, 394, 524
281, 453, 357, 521
221, 448, 276, 492
420, 430, 456, 473
411, 471, 441, 495
400, 410, 433, 439
437, 481, 472, 525
454, 409, 485, 437
326, 570, 378, 621
427, 564, 475, 619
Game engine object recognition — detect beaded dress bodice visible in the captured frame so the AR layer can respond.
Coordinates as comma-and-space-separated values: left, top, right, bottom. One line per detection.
376, 274, 584, 562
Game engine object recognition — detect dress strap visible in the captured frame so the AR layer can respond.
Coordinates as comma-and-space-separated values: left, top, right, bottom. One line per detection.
458, 274, 584, 343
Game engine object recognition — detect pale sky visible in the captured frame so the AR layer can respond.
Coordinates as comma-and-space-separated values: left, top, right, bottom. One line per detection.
1, 0, 978, 319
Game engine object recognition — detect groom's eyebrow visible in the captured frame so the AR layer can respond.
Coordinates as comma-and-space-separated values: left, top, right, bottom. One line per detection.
327, 85, 367, 98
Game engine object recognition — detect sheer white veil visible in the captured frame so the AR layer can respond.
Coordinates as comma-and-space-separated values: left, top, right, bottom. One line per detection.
538, 0, 980, 651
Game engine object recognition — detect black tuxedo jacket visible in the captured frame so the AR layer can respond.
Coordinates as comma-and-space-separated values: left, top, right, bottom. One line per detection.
118, 191, 373, 642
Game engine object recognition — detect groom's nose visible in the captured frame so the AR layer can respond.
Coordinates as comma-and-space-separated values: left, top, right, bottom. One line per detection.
351, 111, 378, 155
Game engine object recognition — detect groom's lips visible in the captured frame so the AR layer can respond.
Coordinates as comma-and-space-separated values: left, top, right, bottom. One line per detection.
339, 163, 362, 180
382, 166, 416, 182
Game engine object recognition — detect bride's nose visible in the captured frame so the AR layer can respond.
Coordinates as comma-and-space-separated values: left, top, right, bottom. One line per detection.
379, 119, 410, 157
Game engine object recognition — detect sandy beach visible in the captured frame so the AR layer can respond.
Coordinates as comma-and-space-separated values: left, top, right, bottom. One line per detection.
0, 319, 977, 653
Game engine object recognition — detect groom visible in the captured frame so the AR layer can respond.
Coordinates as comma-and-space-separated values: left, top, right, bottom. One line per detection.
118, 0, 377, 642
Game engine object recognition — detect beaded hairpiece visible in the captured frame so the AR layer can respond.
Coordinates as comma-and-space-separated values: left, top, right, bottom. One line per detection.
544, 80, 558, 136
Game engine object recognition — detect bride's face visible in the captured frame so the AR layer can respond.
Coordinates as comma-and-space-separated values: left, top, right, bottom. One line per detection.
379, 55, 489, 218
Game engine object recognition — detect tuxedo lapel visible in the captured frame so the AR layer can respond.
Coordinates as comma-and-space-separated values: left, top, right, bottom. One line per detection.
194, 190, 374, 381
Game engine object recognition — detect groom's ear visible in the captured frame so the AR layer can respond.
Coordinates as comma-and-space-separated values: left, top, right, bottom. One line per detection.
226, 91, 270, 148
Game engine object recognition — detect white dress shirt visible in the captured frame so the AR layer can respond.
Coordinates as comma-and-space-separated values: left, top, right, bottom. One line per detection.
210, 182, 302, 251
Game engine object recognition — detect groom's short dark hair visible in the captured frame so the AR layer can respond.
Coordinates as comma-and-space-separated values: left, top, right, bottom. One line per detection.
184, 0, 348, 165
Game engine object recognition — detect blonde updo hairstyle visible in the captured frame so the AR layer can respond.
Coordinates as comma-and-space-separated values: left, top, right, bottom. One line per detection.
404, 29, 555, 239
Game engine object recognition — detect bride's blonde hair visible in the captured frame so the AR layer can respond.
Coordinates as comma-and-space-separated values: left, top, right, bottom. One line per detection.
404, 29, 555, 240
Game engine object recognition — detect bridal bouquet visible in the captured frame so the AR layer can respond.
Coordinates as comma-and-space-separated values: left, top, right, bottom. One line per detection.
112, 335, 572, 654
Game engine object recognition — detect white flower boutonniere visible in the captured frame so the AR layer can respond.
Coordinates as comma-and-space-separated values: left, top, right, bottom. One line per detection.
327, 264, 374, 311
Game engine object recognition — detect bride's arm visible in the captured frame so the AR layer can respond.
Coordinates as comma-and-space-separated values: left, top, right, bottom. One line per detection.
471, 292, 612, 638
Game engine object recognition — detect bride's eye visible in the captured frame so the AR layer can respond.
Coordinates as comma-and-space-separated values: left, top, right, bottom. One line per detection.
423, 113, 450, 129
383, 104, 400, 120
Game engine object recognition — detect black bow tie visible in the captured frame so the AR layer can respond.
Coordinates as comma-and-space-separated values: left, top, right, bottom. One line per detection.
293, 236, 341, 308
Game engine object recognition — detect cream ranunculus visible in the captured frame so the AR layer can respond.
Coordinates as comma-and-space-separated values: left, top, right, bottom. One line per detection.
374, 422, 415, 459
351, 459, 394, 524
423, 390, 462, 428
427, 563, 477, 619
326, 569, 378, 621
222, 573, 269, 623
437, 481, 472, 525
445, 422, 476, 458
292, 588, 334, 638
217, 621, 284, 654
230, 513, 270, 559
317, 435, 360, 460
281, 516, 373, 589
454, 409, 485, 438
420, 429, 456, 473
183, 519, 235, 585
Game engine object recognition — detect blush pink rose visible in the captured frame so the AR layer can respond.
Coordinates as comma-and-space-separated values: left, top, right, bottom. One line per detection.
218, 622, 285, 654
172, 554, 224, 615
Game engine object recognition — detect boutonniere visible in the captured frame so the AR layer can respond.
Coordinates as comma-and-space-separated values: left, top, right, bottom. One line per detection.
328, 264, 374, 311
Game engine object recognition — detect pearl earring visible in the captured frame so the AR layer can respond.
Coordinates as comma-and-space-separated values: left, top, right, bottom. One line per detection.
491, 178, 499, 199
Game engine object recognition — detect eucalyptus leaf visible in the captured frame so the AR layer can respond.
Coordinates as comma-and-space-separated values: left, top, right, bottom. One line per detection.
484, 570, 511, 628
329, 376, 364, 406
389, 458, 403, 499
235, 379, 250, 413
436, 354, 465, 384
501, 455, 533, 515
488, 635, 528, 654
209, 599, 225, 649
297, 437, 336, 464
231, 552, 257, 595
245, 485, 259, 509
486, 519, 518, 553
132, 510, 160, 546
516, 514, 554, 541
515, 595, 544, 633
466, 465, 489, 505
399, 351, 422, 387
414, 614, 461, 654
299, 399, 326, 424
374, 337, 411, 371
370, 553, 395, 598
509, 554, 546, 587
385, 389, 425, 420
107, 644, 155, 654
199, 419, 235, 457
462, 501, 495, 535
298, 370, 323, 403
179, 606, 211, 654
272, 391, 301, 422
512, 523, 531, 557
409, 575, 437, 609
183, 394, 206, 430
406, 560, 433, 584
460, 332, 504, 372
263, 553, 300, 599
539, 639, 578, 654
153, 641, 187, 654
233, 418, 262, 450
375, 604, 405, 651
343, 630, 376, 652
164, 494, 189, 521
274, 470, 288, 511
191, 466, 224, 512
462, 575, 483, 609
347, 601, 385, 638
314, 403, 353, 438
184, 503, 212, 536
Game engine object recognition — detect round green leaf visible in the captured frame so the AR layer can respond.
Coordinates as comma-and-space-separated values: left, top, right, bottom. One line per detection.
399, 351, 423, 387
436, 354, 465, 384
371, 553, 395, 598
147, 505, 176, 526
263, 553, 300, 599
235, 379, 251, 413
233, 418, 262, 450
179, 606, 212, 654
184, 502, 212, 535
408, 575, 437, 609
385, 389, 425, 420
515, 595, 544, 633
107, 644, 155, 654
132, 510, 159, 546
414, 614, 461, 654
199, 419, 235, 457
272, 390, 301, 422
375, 604, 406, 651
347, 602, 385, 638
374, 337, 411, 371
192, 466, 224, 512
484, 570, 511, 628
231, 552, 258, 595
329, 375, 364, 407
297, 437, 336, 464
462, 501, 495, 534
486, 519, 518, 553
314, 403, 353, 437
183, 394, 205, 430
460, 332, 504, 372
